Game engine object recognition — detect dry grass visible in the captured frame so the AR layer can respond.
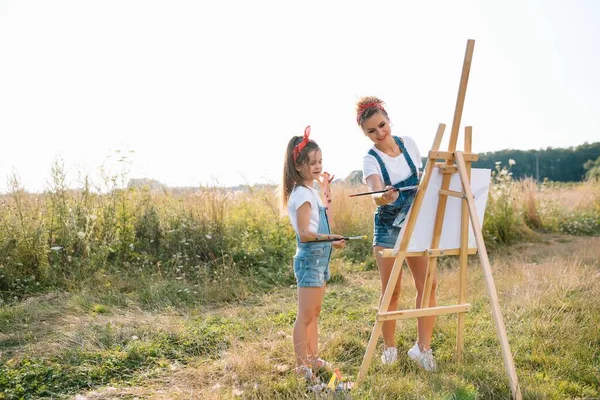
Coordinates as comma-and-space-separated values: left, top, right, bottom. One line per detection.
541, 182, 600, 212
0, 175, 599, 398
1, 234, 591, 399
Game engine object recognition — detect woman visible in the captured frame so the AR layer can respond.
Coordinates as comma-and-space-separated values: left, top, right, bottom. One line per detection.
357, 96, 436, 371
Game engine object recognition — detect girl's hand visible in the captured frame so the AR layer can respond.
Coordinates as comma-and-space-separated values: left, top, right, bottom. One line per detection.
332, 239, 346, 249
381, 186, 399, 203
329, 234, 346, 249
318, 172, 335, 188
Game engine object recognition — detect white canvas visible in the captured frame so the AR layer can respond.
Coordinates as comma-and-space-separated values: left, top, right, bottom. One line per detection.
393, 167, 492, 253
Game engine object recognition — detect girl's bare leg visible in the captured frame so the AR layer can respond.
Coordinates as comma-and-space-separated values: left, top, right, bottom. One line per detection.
293, 286, 326, 366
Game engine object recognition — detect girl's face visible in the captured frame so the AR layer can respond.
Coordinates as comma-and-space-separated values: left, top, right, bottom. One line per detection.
296, 149, 323, 183
362, 111, 392, 144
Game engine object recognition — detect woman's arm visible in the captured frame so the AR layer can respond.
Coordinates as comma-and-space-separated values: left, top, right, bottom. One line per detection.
365, 174, 399, 206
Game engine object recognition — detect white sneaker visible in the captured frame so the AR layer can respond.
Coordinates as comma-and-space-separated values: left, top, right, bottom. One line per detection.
407, 342, 437, 371
380, 346, 398, 365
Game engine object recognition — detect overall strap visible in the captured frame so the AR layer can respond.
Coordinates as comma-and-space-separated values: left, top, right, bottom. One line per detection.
317, 205, 331, 235
368, 149, 392, 186
394, 136, 419, 178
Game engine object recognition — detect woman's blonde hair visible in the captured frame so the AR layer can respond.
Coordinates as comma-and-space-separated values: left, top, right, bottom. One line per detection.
356, 96, 390, 126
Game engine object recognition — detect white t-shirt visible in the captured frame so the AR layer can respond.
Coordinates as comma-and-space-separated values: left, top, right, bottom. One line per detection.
287, 185, 323, 235
362, 136, 423, 185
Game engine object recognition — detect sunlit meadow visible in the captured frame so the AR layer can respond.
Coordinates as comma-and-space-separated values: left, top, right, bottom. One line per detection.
0, 160, 598, 399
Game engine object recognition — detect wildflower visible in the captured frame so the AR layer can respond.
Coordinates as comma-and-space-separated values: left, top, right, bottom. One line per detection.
495, 161, 501, 165
509, 159, 516, 166
50, 246, 63, 251
77, 231, 85, 239
205, 234, 212, 239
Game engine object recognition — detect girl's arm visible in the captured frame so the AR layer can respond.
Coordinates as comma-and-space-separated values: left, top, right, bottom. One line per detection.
296, 202, 343, 243
365, 174, 399, 206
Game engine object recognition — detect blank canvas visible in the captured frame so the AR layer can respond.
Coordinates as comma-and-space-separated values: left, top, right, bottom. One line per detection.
393, 167, 492, 253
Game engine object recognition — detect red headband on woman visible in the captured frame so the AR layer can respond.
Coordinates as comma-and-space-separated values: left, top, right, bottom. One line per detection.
356, 102, 386, 125
293, 125, 311, 163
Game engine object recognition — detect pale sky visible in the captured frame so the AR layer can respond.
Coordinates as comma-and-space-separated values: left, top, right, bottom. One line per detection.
1, 1, 599, 192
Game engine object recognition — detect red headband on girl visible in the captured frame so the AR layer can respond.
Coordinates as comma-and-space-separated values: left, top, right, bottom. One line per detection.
356, 102, 386, 125
293, 125, 311, 163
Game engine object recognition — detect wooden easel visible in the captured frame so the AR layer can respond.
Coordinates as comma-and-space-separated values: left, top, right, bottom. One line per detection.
354, 40, 522, 400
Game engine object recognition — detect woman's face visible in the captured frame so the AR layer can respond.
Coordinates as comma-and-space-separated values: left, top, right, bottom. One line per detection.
362, 111, 392, 144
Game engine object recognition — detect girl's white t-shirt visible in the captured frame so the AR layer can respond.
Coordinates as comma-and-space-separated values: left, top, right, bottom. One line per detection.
287, 185, 322, 235
362, 136, 423, 185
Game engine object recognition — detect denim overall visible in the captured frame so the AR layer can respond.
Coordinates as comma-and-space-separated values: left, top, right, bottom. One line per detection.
293, 204, 332, 287
370, 136, 420, 248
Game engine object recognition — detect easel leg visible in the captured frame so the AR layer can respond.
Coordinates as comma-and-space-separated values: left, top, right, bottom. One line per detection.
356, 253, 406, 386
456, 201, 469, 361
356, 320, 384, 385
456, 126, 473, 361
456, 151, 522, 400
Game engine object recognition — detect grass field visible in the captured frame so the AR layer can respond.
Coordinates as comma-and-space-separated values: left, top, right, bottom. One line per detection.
0, 164, 599, 398
1, 234, 599, 399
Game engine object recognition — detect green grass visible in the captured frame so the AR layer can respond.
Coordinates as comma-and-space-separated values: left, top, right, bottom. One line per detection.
0, 235, 598, 399
0, 163, 598, 398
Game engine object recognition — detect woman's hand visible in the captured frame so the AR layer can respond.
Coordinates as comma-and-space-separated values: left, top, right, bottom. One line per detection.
381, 185, 399, 204
329, 233, 346, 249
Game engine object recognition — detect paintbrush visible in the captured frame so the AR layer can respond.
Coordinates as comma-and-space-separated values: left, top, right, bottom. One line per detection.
307, 235, 367, 243
348, 185, 419, 198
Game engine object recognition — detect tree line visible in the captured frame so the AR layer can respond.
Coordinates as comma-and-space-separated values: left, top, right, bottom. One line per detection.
421, 141, 600, 182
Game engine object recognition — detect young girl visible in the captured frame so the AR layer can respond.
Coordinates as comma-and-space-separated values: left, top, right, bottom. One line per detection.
282, 125, 346, 382
357, 96, 437, 371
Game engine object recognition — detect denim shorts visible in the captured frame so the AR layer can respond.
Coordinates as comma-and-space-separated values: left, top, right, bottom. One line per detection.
373, 191, 416, 249
373, 213, 401, 248
293, 244, 331, 287
373, 207, 402, 249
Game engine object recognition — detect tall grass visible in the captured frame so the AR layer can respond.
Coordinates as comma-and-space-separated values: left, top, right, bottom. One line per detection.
483, 161, 537, 247
483, 161, 600, 248
0, 161, 599, 398
0, 162, 598, 303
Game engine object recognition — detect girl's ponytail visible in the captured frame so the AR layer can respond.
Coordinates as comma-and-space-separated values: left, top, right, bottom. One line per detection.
282, 129, 320, 210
